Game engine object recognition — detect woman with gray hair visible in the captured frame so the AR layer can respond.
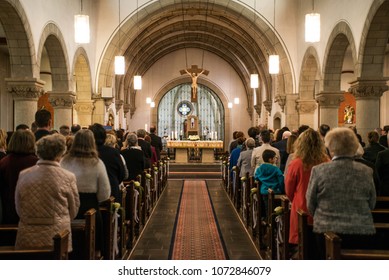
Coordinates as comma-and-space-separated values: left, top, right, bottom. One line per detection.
121, 133, 145, 181
306, 127, 376, 259
237, 137, 256, 177
14, 134, 80, 251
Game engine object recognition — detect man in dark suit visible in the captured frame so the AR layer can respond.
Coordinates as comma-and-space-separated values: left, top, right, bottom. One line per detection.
137, 128, 152, 169
376, 134, 389, 196
149, 125, 163, 160
89, 123, 125, 201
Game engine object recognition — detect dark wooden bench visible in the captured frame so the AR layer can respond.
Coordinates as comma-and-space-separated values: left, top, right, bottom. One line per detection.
279, 195, 291, 259
265, 189, 283, 259
0, 229, 70, 260
69, 208, 96, 260
0, 224, 18, 246
297, 209, 314, 260
100, 197, 115, 260
325, 231, 389, 260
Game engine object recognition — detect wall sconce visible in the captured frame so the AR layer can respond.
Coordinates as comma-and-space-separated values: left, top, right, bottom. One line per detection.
74, 0, 90, 43
146, 97, 151, 104
150, 101, 155, 108
228, 102, 233, 108
234, 97, 240, 105
305, 0, 320, 42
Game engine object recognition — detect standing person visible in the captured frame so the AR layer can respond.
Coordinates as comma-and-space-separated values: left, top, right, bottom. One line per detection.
306, 127, 376, 259
59, 125, 70, 136
251, 130, 280, 169
285, 128, 329, 248
0, 130, 38, 224
149, 125, 163, 160
378, 125, 389, 148
71, 124, 81, 135
121, 133, 145, 181
375, 134, 389, 196
34, 109, 52, 141
145, 135, 158, 166
137, 129, 152, 169
89, 123, 125, 202
237, 138, 256, 177
363, 130, 386, 164
61, 129, 110, 254
15, 134, 79, 251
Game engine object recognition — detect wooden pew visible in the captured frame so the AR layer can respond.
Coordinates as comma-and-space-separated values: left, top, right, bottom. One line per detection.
0, 224, 18, 246
240, 173, 251, 228
325, 231, 389, 260
265, 189, 283, 259
69, 208, 96, 260
124, 181, 135, 250
0, 229, 70, 260
100, 197, 115, 260
279, 195, 291, 260
297, 209, 314, 260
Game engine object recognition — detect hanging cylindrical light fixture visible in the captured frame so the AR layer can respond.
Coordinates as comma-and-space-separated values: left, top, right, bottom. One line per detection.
74, 0, 90, 43
269, 55, 279, 74
150, 101, 155, 108
114, 0, 125, 75
305, 0, 320, 42
115, 56, 125, 75
146, 97, 151, 104
305, 13, 320, 42
134, 75, 142, 90
228, 102, 233, 109
250, 74, 259, 89
134, 0, 142, 90
234, 97, 240, 105
269, 0, 279, 74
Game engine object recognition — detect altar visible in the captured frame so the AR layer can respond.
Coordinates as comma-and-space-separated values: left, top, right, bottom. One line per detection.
167, 140, 223, 163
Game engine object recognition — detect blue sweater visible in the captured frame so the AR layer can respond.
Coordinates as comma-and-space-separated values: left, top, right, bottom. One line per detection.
254, 163, 284, 194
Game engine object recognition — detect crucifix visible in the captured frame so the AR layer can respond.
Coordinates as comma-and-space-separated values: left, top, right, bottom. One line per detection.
180, 65, 209, 102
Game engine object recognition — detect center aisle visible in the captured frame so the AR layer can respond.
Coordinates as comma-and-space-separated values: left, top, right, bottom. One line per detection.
128, 179, 260, 260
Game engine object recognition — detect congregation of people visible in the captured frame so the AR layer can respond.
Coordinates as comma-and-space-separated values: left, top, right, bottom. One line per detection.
0, 109, 163, 256
231, 123, 389, 259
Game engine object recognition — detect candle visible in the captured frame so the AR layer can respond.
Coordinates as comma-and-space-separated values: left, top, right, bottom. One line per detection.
215, 131, 217, 140
171, 131, 174, 139
175, 131, 178, 140
145, 124, 148, 132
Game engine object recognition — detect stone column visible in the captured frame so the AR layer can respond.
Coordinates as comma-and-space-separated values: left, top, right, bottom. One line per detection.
349, 78, 389, 142
48, 91, 76, 130
316, 91, 345, 129
92, 98, 106, 125
6, 78, 45, 129
296, 99, 317, 128
74, 100, 95, 127
285, 93, 299, 130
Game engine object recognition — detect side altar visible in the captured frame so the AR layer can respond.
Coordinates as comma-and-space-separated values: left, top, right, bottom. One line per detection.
167, 140, 223, 163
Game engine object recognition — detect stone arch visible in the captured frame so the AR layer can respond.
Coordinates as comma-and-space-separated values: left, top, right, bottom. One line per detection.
97, 0, 294, 124
151, 76, 231, 148
0, 0, 37, 77
322, 21, 357, 92
356, 0, 389, 78
37, 22, 70, 92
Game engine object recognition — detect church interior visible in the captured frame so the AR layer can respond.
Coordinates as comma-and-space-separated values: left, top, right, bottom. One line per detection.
0, 0, 389, 261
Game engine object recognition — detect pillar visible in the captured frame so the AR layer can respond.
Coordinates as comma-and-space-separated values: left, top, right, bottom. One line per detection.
296, 99, 317, 128
285, 93, 299, 130
48, 91, 76, 130
316, 91, 345, 129
349, 78, 389, 142
74, 100, 95, 127
6, 78, 45, 129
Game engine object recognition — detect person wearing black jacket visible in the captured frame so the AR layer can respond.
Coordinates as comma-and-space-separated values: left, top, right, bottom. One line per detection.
137, 128, 152, 169
89, 123, 125, 202
149, 125, 163, 160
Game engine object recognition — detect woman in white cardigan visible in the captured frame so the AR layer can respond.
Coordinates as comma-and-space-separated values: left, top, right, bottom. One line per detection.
61, 129, 110, 255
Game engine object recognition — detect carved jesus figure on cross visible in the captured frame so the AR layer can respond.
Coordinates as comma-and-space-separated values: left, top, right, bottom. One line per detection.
180, 65, 209, 102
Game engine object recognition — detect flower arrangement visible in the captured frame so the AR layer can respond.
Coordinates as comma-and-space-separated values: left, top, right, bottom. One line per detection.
188, 135, 200, 141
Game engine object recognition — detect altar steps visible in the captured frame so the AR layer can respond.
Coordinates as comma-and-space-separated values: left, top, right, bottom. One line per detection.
168, 162, 222, 179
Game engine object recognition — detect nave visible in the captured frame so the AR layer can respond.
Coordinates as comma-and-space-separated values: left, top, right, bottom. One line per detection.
128, 179, 260, 260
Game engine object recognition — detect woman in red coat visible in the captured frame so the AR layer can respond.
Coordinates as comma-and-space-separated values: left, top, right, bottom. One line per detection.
285, 128, 329, 248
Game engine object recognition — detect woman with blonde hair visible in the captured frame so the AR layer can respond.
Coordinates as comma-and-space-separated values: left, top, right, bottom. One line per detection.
285, 128, 329, 250
61, 129, 110, 255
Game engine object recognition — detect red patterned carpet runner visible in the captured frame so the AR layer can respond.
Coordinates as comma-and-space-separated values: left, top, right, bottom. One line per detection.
171, 180, 226, 260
